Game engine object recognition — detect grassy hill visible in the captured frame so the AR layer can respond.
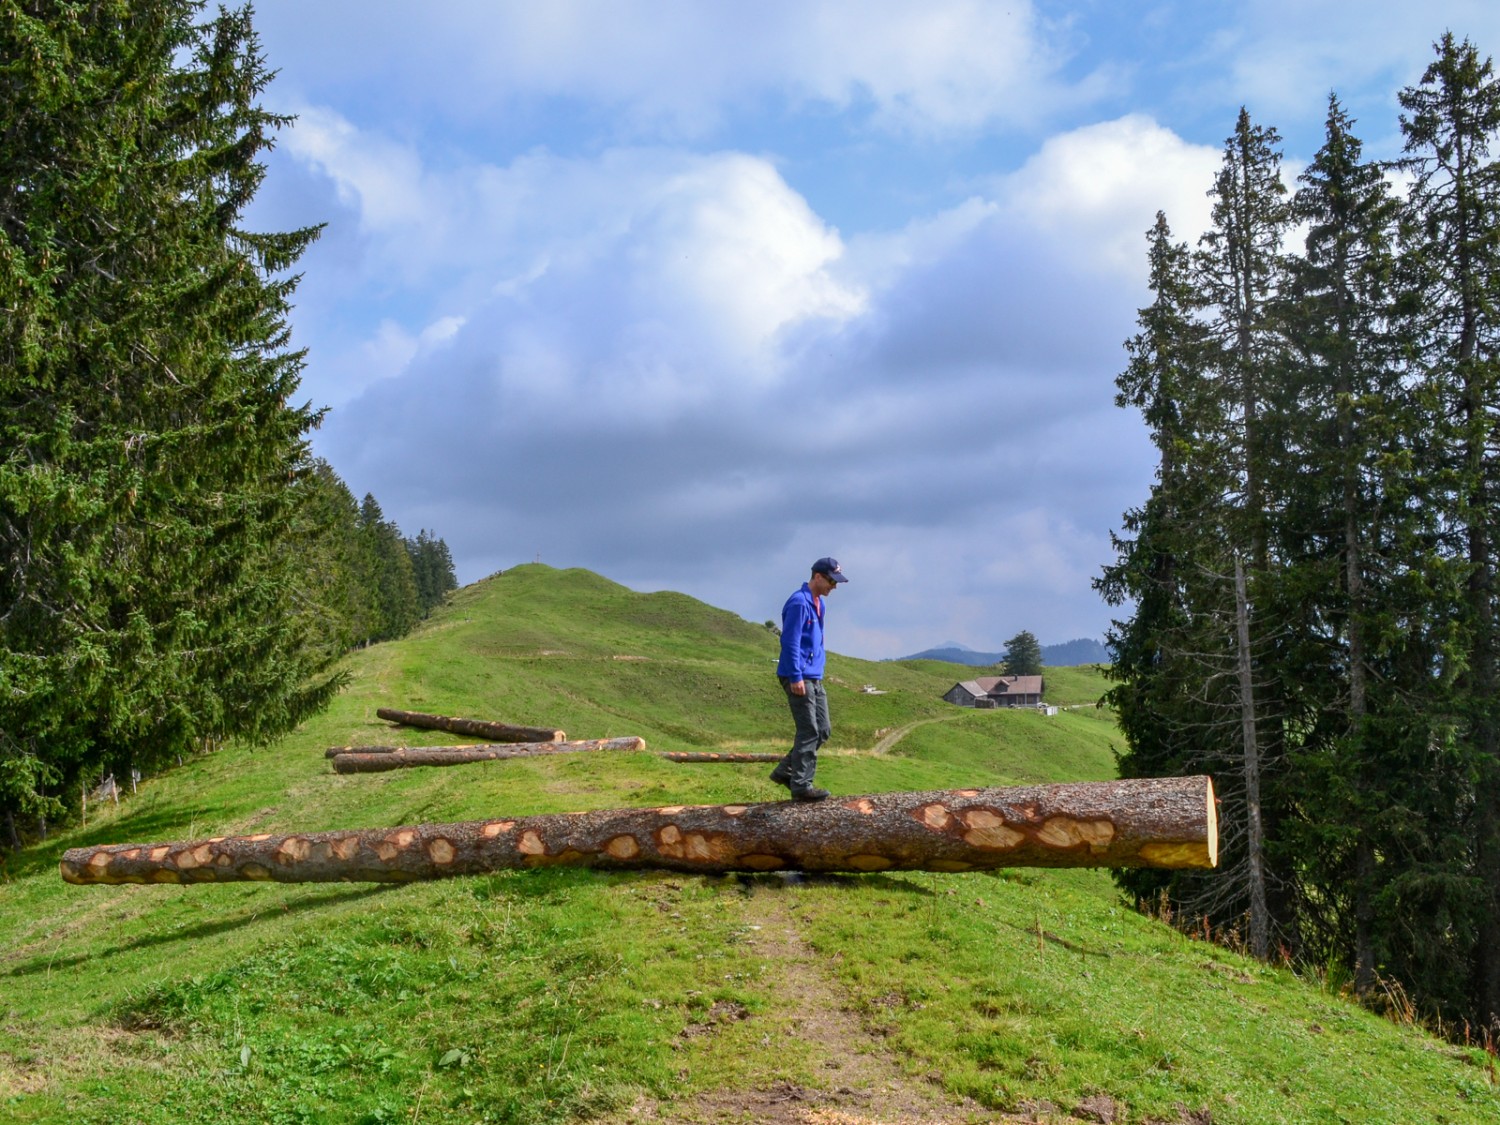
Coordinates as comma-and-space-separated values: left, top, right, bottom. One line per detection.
1, 565, 1494, 1124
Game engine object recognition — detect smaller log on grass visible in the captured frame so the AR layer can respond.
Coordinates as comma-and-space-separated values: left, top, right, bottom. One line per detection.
324, 744, 562, 759
332, 737, 647, 773
376, 707, 564, 743
663, 752, 783, 763
325, 745, 405, 758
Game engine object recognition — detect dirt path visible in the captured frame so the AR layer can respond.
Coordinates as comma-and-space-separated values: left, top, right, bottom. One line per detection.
871, 714, 965, 756
605, 886, 998, 1125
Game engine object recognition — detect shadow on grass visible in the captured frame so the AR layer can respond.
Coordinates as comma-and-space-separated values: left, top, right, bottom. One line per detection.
463, 866, 941, 905
732, 870, 939, 896
993, 915, 1113, 959
3, 884, 397, 978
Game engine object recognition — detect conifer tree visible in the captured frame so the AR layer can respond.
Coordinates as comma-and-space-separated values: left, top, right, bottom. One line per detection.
0, 2, 340, 830
1104, 36, 1500, 1031
1192, 110, 1297, 959
1276, 94, 1458, 1000
358, 494, 421, 641
1001, 630, 1043, 676
407, 529, 458, 615
1398, 32, 1500, 1029
1099, 211, 1246, 930
292, 460, 377, 657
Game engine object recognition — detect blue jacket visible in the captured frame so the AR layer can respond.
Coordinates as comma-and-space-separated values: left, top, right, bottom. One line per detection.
777, 582, 826, 680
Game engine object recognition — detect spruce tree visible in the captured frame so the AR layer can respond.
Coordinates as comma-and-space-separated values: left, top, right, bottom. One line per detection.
407, 529, 458, 615
1398, 32, 1500, 1029
1001, 630, 1043, 676
292, 460, 375, 657
1280, 94, 1472, 1005
1103, 39, 1500, 1031
1099, 211, 1246, 929
358, 494, 420, 641
0, 2, 339, 829
1193, 110, 1297, 959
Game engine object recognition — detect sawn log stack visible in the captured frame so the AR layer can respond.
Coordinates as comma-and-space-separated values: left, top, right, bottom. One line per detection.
60, 776, 1217, 885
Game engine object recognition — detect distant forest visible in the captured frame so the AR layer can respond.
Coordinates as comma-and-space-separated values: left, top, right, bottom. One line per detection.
1099, 34, 1500, 1036
897, 637, 1109, 667
0, 7, 455, 849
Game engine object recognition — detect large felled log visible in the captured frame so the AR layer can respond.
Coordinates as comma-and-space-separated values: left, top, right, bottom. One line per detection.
61, 776, 1216, 885
663, 752, 782, 763
332, 737, 647, 773
376, 707, 564, 743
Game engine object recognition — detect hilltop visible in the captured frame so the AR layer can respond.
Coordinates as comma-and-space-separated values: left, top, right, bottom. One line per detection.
1, 566, 1493, 1124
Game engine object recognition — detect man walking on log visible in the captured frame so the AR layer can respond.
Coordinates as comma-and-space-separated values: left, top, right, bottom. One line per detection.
771, 557, 847, 801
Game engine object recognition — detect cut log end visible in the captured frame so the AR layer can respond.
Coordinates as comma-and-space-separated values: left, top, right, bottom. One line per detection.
1206, 776, 1219, 867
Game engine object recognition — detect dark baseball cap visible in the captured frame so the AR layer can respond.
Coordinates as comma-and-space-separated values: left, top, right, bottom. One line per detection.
812, 557, 848, 583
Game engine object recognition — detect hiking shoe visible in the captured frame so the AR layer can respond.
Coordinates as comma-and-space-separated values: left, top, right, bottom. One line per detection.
790, 786, 829, 802
769, 766, 792, 787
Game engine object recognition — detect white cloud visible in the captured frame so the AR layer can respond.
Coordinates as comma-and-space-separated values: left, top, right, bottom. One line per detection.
284, 117, 867, 412
998, 115, 1221, 275
290, 110, 1182, 655
286, 107, 433, 234
1226, 1, 1500, 123
311, 314, 470, 408
256, 0, 1115, 139
245, 0, 1500, 658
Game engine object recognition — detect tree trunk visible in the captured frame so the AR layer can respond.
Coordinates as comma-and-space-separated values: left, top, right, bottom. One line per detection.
61, 776, 1218, 885
663, 752, 783, 763
375, 707, 564, 743
1234, 554, 1271, 960
1344, 426, 1377, 999
331, 738, 646, 773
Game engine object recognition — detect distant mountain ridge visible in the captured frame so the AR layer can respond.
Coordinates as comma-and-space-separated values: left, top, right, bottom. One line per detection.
895, 637, 1110, 668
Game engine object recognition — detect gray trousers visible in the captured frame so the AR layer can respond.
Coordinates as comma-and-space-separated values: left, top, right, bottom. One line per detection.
776, 677, 830, 790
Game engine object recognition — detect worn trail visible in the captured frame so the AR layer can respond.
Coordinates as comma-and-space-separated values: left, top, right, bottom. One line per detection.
603, 880, 992, 1125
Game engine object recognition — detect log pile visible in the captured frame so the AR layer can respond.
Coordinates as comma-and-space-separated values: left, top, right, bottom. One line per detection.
61, 776, 1217, 885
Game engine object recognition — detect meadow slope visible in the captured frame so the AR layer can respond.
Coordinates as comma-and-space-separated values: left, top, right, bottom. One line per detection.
1, 566, 1494, 1124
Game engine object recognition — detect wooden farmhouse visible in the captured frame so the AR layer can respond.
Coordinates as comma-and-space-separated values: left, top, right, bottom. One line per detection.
942, 674, 1045, 709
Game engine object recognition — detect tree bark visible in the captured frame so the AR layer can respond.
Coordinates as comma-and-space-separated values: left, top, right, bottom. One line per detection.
325, 745, 406, 758
326, 742, 640, 760
61, 776, 1218, 885
331, 738, 646, 773
375, 707, 564, 743
662, 752, 782, 763
1234, 554, 1271, 960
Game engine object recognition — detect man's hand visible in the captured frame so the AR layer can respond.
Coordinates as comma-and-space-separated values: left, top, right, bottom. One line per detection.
789, 679, 807, 696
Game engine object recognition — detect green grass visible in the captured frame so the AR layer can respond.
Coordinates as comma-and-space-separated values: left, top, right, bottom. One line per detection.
1, 565, 1494, 1124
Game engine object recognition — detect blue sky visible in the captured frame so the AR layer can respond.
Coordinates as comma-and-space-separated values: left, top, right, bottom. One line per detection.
246, 1, 1500, 660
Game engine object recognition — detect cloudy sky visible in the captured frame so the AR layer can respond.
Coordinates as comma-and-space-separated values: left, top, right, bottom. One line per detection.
246, 1, 1500, 661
